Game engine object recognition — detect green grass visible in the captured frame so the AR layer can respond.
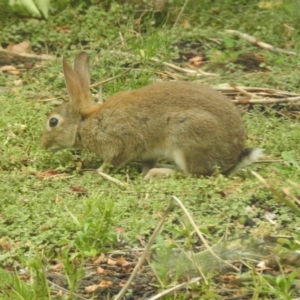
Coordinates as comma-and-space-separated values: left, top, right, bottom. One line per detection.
1, 0, 300, 299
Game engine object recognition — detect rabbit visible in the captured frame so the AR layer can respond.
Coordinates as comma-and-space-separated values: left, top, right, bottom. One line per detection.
41, 51, 262, 179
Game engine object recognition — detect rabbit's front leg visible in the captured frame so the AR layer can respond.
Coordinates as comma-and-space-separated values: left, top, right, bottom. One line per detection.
97, 153, 128, 173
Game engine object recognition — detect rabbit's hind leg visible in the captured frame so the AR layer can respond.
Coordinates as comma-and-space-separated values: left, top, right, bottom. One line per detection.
141, 159, 157, 176
143, 149, 186, 180
142, 159, 176, 180
143, 167, 175, 180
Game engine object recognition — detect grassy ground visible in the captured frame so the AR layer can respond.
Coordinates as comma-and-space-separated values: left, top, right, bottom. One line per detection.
1, 0, 300, 299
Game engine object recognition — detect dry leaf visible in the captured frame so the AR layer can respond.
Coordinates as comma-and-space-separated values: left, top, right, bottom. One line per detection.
99, 280, 113, 287
49, 263, 64, 272
220, 274, 239, 282
134, 18, 141, 26
55, 195, 61, 204
156, 211, 163, 219
258, 1, 283, 9
181, 19, 190, 28
136, 235, 147, 247
114, 227, 125, 233
56, 25, 71, 33
37, 170, 58, 178
96, 267, 106, 274
7, 41, 32, 54
118, 280, 127, 287
264, 212, 277, 224
56, 290, 64, 296
31, 169, 67, 180
92, 253, 106, 264
282, 187, 291, 196
123, 265, 133, 273
0, 237, 15, 251
19, 274, 30, 281
40, 224, 50, 231
257, 260, 266, 268
221, 188, 236, 197
70, 185, 88, 195
235, 289, 245, 296
107, 258, 117, 265
116, 257, 130, 266
188, 56, 204, 68
0, 65, 20, 75
152, 0, 168, 11
14, 79, 23, 86
85, 284, 100, 293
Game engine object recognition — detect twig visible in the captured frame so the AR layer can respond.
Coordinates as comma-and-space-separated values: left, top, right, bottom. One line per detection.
225, 30, 296, 56
230, 83, 257, 98
38, 97, 65, 103
148, 277, 201, 300
155, 70, 186, 80
90, 67, 133, 88
0, 48, 54, 63
109, 50, 217, 77
257, 159, 284, 163
270, 234, 292, 239
97, 170, 128, 189
173, 0, 190, 28
47, 279, 89, 300
215, 86, 300, 97
231, 96, 300, 105
251, 171, 300, 217
172, 196, 240, 272
214, 85, 300, 104
150, 57, 217, 77
114, 199, 174, 300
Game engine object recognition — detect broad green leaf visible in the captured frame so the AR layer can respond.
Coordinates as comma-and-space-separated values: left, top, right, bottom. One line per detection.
34, 0, 50, 19
9, 0, 41, 17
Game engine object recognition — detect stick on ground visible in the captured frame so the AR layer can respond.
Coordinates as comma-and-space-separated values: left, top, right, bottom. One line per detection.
225, 30, 296, 56
148, 277, 201, 300
172, 195, 239, 272
113, 199, 174, 300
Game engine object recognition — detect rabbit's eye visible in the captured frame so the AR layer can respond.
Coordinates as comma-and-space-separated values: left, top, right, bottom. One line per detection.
49, 117, 59, 127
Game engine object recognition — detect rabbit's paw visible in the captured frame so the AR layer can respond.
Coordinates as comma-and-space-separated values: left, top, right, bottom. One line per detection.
144, 168, 175, 180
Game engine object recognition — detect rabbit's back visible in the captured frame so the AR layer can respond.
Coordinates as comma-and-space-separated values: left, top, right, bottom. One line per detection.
81, 81, 246, 174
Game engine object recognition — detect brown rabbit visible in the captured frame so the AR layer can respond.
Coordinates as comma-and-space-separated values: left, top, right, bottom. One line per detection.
41, 51, 262, 179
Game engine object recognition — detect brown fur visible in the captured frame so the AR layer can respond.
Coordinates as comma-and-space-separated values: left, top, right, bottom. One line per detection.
41, 52, 258, 177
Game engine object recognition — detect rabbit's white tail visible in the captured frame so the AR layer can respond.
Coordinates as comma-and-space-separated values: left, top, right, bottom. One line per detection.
230, 148, 263, 175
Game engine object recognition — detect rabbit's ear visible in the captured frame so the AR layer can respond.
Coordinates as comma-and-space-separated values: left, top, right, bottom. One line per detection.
73, 51, 90, 101
63, 56, 90, 114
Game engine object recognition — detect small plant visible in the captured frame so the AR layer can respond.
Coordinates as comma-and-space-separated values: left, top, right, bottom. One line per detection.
252, 153, 300, 217
151, 235, 177, 286
1, 251, 51, 300
254, 269, 299, 300
60, 249, 85, 299
64, 192, 118, 257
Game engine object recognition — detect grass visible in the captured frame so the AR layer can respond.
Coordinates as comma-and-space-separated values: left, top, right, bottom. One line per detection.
1, 0, 300, 299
